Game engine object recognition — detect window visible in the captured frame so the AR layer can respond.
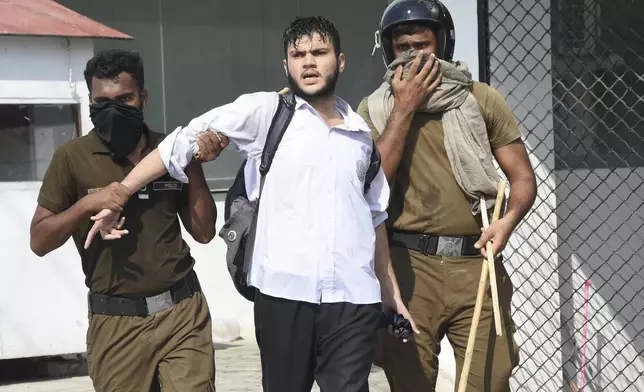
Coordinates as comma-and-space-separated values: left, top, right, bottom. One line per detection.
0, 104, 80, 182
552, 0, 644, 169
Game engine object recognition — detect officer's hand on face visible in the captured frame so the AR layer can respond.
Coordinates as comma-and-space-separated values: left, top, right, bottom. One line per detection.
392, 51, 441, 113
194, 131, 229, 163
84, 182, 131, 213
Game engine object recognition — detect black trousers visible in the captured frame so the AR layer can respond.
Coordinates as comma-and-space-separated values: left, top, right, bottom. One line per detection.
254, 291, 381, 392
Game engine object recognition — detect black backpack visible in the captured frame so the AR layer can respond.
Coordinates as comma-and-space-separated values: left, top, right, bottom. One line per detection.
218, 91, 382, 302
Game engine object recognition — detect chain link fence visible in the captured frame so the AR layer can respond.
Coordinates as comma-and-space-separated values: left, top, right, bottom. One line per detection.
483, 0, 644, 390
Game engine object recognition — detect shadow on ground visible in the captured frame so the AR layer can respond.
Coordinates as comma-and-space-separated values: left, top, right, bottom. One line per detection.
0, 354, 88, 386
0, 340, 246, 386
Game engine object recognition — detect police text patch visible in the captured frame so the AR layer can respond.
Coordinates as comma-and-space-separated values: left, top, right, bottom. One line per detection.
153, 181, 183, 191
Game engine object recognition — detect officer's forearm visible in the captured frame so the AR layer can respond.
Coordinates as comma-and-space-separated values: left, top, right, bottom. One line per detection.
30, 200, 93, 257
181, 163, 217, 244
504, 175, 537, 230
121, 149, 167, 196
375, 104, 415, 181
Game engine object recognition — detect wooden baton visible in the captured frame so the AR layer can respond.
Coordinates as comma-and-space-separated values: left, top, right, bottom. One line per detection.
457, 180, 507, 392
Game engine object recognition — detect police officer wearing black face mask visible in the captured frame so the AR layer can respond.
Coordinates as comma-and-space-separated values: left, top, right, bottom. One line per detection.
89, 99, 146, 160
30, 49, 221, 392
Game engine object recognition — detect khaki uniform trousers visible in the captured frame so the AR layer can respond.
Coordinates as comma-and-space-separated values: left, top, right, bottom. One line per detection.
376, 246, 520, 392
86, 291, 216, 392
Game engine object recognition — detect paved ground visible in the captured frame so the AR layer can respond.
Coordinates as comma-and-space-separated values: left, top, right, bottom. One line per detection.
0, 340, 453, 391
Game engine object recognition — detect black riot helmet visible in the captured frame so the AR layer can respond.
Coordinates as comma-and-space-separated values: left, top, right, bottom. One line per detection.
377, 0, 455, 64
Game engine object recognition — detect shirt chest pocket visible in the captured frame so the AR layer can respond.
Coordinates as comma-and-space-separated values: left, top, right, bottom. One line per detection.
335, 133, 373, 187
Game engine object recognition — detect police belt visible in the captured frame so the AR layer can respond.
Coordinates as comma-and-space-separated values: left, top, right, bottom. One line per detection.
88, 270, 201, 317
389, 229, 480, 257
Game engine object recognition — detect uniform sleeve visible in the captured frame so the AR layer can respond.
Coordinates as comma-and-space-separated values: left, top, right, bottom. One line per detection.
483, 85, 523, 150
37, 146, 77, 214
356, 97, 381, 142
158, 91, 280, 183
365, 166, 390, 228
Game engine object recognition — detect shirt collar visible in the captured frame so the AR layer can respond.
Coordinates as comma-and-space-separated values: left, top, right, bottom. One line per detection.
293, 94, 366, 133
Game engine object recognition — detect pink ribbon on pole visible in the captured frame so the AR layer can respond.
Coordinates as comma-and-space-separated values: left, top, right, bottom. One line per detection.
581, 279, 592, 391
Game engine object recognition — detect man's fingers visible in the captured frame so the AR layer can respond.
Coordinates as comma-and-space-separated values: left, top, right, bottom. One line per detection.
90, 209, 112, 221
423, 61, 441, 89
115, 187, 130, 203
204, 134, 218, 158
103, 230, 129, 240
475, 228, 494, 249
409, 51, 423, 76
116, 217, 126, 230
416, 53, 435, 80
110, 182, 130, 200
196, 138, 207, 161
219, 134, 230, 148
84, 223, 100, 249
409, 316, 420, 335
428, 73, 442, 91
393, 64, 404, 83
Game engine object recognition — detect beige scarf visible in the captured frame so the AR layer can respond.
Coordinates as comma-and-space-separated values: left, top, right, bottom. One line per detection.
367, 50, 500, 214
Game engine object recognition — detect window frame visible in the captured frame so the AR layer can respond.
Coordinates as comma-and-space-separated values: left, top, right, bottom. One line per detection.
0, 102, 82, 184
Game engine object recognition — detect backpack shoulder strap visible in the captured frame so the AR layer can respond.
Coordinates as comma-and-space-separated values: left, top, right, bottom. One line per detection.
363, 140, 381, 194
259, 91, 296, 177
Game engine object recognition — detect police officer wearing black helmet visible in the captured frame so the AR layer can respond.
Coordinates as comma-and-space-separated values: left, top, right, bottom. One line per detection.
357, 0, 537, 391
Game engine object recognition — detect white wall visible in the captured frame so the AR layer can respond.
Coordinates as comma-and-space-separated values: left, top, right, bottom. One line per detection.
556, 168, 644, 391
0, 184, 244, 360
441, 0, 479, 81
0, 36, 96, 359
0, 36, 88, 359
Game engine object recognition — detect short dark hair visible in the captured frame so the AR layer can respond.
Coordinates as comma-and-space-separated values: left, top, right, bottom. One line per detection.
84, 49, 145, 92
390, 22, 437, 40
283, 16, 341, 57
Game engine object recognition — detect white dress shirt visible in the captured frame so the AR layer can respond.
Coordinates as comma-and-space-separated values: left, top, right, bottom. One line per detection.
158, 92, 390, 305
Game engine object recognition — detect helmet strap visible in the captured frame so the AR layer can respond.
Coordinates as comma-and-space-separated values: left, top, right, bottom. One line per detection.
371, 30, 381, 57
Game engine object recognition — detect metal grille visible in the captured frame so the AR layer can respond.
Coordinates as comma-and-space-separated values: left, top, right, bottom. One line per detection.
484, 0, 644, 390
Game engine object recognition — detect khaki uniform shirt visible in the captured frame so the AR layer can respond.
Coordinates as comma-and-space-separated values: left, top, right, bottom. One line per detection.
37, 128, 195, 296
357, 82, 522, 236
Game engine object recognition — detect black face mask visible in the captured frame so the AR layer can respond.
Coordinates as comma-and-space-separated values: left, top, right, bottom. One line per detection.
89, 100, 145, 159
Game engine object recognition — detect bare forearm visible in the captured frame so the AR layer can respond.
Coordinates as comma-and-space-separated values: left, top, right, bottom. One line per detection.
375, 223, 400, 299
182, 164, 217, 243
30, 200, 91, 256
375, 105, 415, 181
504, 175, 537, 229
121, 149, 167, 195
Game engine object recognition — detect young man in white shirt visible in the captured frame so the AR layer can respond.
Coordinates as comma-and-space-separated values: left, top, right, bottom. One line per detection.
84, 16, 416, 392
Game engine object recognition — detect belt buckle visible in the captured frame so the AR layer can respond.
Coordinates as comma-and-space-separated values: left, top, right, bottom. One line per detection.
437, 236, 464, 257
418, 234, 430, 255
145, 290, 174, 314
